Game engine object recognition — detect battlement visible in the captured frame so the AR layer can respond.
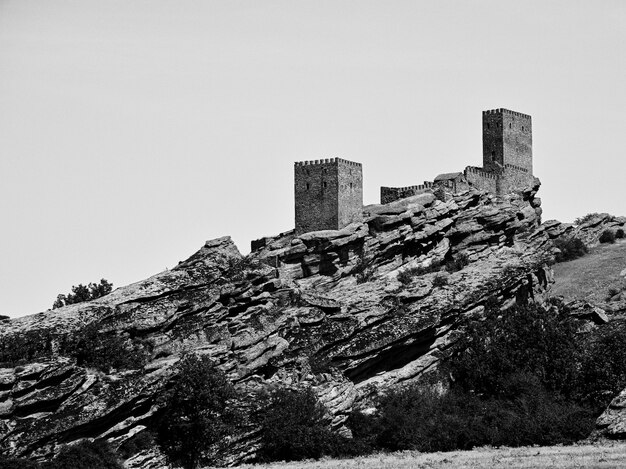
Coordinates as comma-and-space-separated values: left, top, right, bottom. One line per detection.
295, 158, 362, 167
465, 166, 498, 179
483, 108, 531, 119
504, 163, 529, 173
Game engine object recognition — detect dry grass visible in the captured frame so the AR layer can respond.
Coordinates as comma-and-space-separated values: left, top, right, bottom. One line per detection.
551, 239, 626, 304
236, 443, 626, 469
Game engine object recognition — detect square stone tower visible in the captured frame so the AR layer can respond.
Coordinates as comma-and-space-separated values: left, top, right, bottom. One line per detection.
294, 158, 363, 234
482, 108, 533, 174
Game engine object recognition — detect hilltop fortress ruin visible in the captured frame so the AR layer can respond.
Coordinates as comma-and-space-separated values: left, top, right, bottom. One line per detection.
293, 108, 536, 235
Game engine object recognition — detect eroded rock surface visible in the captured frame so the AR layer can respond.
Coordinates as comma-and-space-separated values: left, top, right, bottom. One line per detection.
1, 185, 559, 466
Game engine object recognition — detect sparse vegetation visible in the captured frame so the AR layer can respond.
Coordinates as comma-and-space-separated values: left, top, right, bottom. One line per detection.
155, 354, 240, 469
574, 213, 602, 225
553, 237, 588, 262
64, 324, 151, 372
616, 228, 625, 239
344, 304, 626, 456
599, 230, 616, 244
445, 252, 470, 273
432, 274, 448, 287
0, 441, 123, 469
52, 279, 113, 309
257, 387, 357, 462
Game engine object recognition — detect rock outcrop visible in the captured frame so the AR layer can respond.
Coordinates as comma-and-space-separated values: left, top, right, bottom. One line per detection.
0, 184, 556, 466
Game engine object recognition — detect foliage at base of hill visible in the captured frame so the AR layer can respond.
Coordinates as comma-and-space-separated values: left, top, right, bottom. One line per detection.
256, 388, 363, 463
155, 354, 240, 469
0, 441, 122, 469
52, 279, 113, 309
553, 237, 588, 262
347, 304, 626, 453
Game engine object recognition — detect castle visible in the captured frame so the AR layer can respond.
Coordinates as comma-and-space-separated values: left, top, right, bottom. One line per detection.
294, 108, 535, 235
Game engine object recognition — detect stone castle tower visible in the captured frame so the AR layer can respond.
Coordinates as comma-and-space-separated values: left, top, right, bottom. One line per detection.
294, 158, 363, 234
482, 108, 532, 174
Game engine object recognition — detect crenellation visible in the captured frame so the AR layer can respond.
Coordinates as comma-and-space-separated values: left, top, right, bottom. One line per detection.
293, 107, 536, 235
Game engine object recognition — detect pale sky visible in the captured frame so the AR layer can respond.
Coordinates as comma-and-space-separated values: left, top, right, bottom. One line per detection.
1, 0, 625, 317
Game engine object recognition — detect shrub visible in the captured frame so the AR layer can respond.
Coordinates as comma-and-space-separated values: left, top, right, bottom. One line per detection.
0, 315, 10, 321
117, 431, 155, 460
599, 230, 616, 244
0, 329, 56, 367
553, 237, 588, 262
257, 387, 350, 462
616, 228, 625, 239
445, 252, 470, 273
354, 379, 593, 453
0, 456, 41, 469
578, 322, 626, 411
574, 213, 602, 225
156, 355, 239, 469
63, 324, 150, 372
432, 274, 448, 287
44, 441, 122, 469
396, 270, 413, 285
53, 279, 113, 309
448, 304, 582, 398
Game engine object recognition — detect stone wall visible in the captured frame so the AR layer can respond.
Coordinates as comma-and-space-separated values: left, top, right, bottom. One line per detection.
380, 182, 433, 204
482, 109, 504, 172
294, 158, 362, 234
502, 109, 532, 173
464, 166, 498, 193
337, 159, 364, 229
483, 108, 532, 174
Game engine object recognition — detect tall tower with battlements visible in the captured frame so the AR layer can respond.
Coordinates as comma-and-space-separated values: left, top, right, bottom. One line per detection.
482, 108, 533, 174
294, 158, 363, 234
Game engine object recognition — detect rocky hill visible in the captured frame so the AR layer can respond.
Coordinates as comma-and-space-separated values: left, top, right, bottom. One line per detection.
1, 183, 625, 467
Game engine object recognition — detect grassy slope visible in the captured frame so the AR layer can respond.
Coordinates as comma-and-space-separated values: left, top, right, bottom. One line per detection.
238, 444, 626, 469
551, 239, 626, 304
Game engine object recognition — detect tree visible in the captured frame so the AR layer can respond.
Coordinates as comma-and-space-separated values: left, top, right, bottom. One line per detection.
155, 355, 239, 469
257, 387, 343, 462
52, 279, 113, 309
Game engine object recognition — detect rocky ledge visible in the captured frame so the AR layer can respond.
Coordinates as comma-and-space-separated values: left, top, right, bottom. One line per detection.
0, 184, 562, 466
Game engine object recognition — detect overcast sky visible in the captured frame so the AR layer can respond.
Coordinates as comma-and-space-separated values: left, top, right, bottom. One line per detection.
1, 0, 625, 318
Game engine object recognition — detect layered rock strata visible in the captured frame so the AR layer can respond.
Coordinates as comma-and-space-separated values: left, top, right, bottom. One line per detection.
0, 184, 554, 466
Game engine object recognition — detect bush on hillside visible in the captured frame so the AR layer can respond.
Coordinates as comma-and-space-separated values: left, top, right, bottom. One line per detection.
0, 456, 41, 469
578, 321, 626, 410
553, 237, 588, 262
347, 303, 626, 454
352, 378, 593, 453
43, 441, 122, 469
63, 324, 151, 372
257, 387, 358, 462
53, 279, 113, 309
574, 213, 602, 225
445, 252, 470, 273
599, 230, 616, 244
155, 354, 239, 469
616, 228, 625, 239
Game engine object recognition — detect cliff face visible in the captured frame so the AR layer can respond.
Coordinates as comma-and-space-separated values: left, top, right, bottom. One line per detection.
0, 185, 553, 466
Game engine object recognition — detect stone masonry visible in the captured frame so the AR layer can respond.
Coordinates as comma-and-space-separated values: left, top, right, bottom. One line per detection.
294, 158, 363, 234
292, 108, 536, 235
381, 108, 535, 204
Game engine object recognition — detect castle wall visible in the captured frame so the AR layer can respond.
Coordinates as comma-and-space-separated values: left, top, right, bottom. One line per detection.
464, 166, 498, 193
294, 158, 362, 234
482, 110, 504, 172
483, 109, 532, 174
500, 165, 534, 194
501, 110, 532, 174
337, 160, 364, 228
380, 182, 433, 204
